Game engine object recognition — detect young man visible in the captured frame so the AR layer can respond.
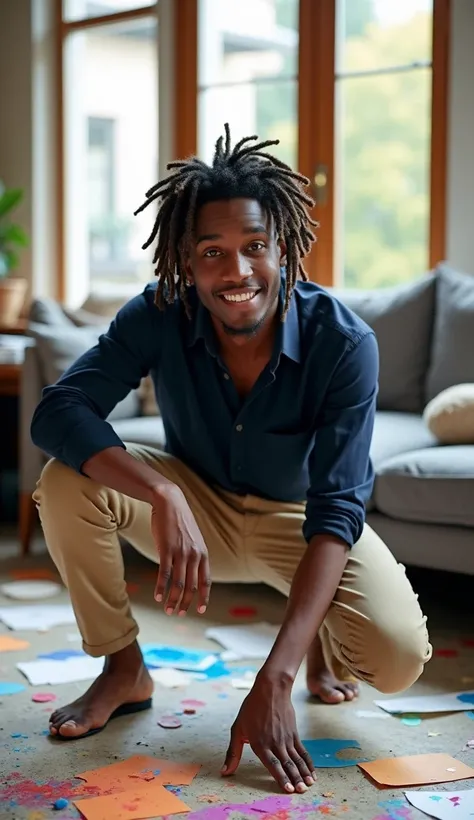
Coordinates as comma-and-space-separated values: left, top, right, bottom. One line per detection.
31, 125, 431, 794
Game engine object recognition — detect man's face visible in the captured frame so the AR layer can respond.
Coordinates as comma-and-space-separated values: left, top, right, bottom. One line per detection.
185, 198, 286, 337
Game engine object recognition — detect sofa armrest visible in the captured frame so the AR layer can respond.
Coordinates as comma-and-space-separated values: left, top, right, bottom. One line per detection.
20, 344, 46, 496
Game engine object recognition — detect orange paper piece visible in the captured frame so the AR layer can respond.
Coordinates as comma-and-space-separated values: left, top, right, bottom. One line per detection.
76, 755, 200, 792
9, 568, 58, 581
0, 635, 30, 652
358, 753, 474, 786
73, 782, 190, 820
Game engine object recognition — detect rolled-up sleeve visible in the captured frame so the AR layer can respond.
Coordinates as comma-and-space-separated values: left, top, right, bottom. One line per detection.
303, 331, 379, 547
30, 288, 162, 473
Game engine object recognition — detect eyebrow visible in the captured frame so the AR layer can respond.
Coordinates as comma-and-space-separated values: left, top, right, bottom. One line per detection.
195, 224, 269, 245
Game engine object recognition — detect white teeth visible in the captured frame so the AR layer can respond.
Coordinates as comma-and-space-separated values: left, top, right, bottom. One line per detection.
222, 291, 257, 303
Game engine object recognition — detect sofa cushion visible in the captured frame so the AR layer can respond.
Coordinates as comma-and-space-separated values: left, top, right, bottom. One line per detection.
373, 446, 474, 527
371, 412, 436, 469
330, 275, 435, 413
27, 323, 140, 422
112, 416, 166, 449
426, 264, 474, 403
29, 297, 73, 328
424, 383, 474, 444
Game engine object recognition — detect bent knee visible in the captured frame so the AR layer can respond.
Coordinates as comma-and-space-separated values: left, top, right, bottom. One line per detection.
370, 628, 432, 694
34, 458, 83, 505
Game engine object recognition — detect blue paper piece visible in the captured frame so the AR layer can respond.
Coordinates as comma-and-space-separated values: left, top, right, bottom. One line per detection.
142, 644, 217, 672
197, 660, 230, 679
38, 649, 84, 661
457, 692, 474, 704
302, 738, 366, 768
0, 682, 26, 696
466, 711, 474, 719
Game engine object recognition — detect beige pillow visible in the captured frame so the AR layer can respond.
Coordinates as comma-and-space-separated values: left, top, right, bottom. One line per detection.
424, 383, 474, 444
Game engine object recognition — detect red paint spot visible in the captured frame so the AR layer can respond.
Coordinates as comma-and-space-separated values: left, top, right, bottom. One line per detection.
434, 648, 458, 658
462, 639, 474, 648
0, 775, 108, 810
32, 693, 57, 703
126, 582, 140, 595
229, 606, 257, 618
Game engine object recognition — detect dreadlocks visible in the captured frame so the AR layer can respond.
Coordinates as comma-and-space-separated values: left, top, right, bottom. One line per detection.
134, 123, 318, 319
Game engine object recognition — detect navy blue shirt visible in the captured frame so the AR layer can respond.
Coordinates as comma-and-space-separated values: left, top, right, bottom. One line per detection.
31, 278, 378, 547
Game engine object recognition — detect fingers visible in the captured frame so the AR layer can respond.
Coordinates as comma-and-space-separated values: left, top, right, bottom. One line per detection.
154, 552, 172, 605
197, 553, 212, 614
177, 556, 199, 615
294, 738, 317, 781
222, 726, 244, 776
164, 554, 186, 614
256, 744, 316, 794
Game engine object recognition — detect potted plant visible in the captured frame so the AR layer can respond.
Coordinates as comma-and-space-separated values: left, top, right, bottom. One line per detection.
0, 181, 28, 325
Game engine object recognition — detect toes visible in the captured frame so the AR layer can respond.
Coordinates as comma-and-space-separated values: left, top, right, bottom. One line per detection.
320, 685, 345, 704
58, 720, 83, 738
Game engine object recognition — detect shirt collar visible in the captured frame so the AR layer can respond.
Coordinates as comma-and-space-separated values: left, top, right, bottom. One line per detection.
186, 275, 301, 364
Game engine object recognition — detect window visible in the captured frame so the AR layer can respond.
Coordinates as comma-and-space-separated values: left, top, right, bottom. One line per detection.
58, 2, 158, 304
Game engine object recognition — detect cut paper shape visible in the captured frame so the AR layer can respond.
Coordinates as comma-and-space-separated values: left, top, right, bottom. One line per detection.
231, 677, 255, 689
0, 580, 62, 600
17, 656, 103, 685
32, 692, 57, 703
405, 789, 474, 819
141, 644, 218, 672
355, 710, 391, 719
149, 668, 192, 688
205, 622, 279, 660
76, 755, 201, 791
73, 782, 190, 820
374, 691, 474, 714
0, 681, 26, 695
0, 604, 76, 631
302, 738, 366, 768
158, 714, 182, 729
0, 635, 30, 652
358, 753, 474, 787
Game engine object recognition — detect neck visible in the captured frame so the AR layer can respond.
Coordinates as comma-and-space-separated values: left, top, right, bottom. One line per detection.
212, 307, 278, 362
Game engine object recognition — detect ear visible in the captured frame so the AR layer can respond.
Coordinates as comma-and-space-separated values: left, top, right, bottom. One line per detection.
183, 257, 194, 285
278, 238, 287, 266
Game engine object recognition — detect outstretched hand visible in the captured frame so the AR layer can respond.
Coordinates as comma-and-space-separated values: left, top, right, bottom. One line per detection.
222, 676, 317, 793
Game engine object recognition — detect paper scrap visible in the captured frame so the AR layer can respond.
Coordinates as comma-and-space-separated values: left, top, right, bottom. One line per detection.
149, 668, 191, 688
0, 580, 62, 600
38, 649, 84, 661
374, 691, 474, 714
0, 681, 26, 695
302, 738, 366, 768
76, 755, 201, 791
405, 789, 474, 819
17, 656, 103, 685
0, 604, 76, 631
355, 710, 391, 719
73, 782, 190, 820
231, 677, 255, 690
358, 754, 474, 787
205, 622, 279, 659
141, 644, 218, 672
0, 635, 30, 652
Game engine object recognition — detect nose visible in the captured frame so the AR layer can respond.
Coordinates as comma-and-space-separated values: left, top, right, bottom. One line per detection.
222, 252, 252, 282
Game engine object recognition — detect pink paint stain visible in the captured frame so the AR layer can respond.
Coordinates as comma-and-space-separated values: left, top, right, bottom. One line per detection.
448, 796, 461, 805
181, 698, 206, 709
0, 774, 113, 810
31, 693, 57, 703
177, 796, 332, 820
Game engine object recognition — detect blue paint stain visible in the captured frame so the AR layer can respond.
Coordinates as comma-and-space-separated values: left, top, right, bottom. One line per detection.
10, 733, 22, 738
0, 682, 26, 695
456, 692, 474, 704
466, 711, 474, 719
218, 693, 228, 699
153, 769, 161, 775
38, 649, 84, 661
302, 738, 367, 768
53, 797, 69, 810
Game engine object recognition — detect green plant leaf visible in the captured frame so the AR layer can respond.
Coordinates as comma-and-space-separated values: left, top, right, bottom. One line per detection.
1, 223, 29, 247
0, 188, 23, 219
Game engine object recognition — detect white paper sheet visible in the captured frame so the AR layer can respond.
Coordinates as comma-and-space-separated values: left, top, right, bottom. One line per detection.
17, 656, 103, 685
0, 604, 76, 631
205, 622, 279, 659
405, 789, 474, 819
0, 581, 62, 600
374, 691, 474, 714
149, 668, 192, 688
355, 709, 391, 719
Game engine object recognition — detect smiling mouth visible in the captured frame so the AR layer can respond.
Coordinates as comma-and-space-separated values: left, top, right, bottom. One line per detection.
218, 289, 261, 304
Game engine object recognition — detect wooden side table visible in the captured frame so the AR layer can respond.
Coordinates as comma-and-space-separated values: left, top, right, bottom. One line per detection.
0, 362, 22, 397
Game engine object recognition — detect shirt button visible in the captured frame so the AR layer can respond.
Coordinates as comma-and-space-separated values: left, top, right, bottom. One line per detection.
236, 424, 243, 432
223, 373, 230, 380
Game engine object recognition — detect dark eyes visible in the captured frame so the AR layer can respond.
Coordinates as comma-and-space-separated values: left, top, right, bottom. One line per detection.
203, 241, 266, 258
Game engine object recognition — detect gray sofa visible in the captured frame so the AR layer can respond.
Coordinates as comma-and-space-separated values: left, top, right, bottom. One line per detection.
20, 264, 474, 574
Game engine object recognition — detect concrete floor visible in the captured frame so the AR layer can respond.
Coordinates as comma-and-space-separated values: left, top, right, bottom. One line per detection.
0, 532, 474, 819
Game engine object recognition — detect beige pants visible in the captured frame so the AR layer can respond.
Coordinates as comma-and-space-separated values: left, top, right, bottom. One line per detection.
33, 444, 431, 694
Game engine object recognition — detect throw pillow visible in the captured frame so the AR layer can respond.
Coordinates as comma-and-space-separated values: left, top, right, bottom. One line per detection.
28, 323, 140, 421
426, 264, 474, 402
424, 383, 474, 444
329, 274, 435, 413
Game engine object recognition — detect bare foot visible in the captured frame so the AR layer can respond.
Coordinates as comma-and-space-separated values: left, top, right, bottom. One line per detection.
49, 641, 154, 739
306, 633, 359, 704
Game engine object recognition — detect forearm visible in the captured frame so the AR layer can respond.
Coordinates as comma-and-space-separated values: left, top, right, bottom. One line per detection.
260, 535, 349, 684
82, 446, 177, 505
